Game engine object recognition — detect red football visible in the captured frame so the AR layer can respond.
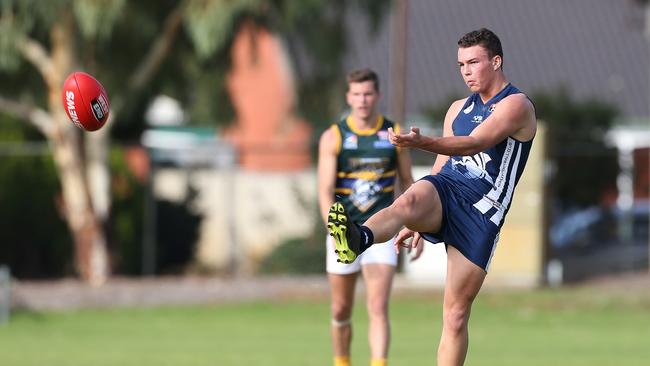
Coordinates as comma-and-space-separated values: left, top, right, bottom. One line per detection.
61, 72, 110, 131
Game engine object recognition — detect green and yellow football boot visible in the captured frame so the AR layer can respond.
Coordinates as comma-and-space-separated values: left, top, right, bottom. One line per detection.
327, 202, 363, 264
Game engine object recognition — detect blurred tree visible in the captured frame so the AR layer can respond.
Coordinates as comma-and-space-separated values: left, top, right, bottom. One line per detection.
532, 88, 619, 209
0, 0, 185, 284
0, 0, 389, 283
0, 117, 73, 278
421, 93, 464, 128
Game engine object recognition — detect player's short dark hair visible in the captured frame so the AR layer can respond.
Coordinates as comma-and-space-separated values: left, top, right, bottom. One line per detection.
458, 28, 503, 60
346, 68, 379, 92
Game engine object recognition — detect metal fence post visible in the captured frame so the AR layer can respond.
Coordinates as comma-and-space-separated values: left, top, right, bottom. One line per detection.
0, 265, 9, 325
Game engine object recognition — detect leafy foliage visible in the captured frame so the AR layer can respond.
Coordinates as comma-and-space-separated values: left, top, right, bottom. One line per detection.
108, 147, 145, 275
259, 210, 327, 274
421, 93, 464, 129
258, 237, 326, 274
532, 88, 619, 209
0, 0, 390, 136
0, 118, 72, 278
183, 0, 263, 60
155, 194, 203, 275
533, 88, 618, 148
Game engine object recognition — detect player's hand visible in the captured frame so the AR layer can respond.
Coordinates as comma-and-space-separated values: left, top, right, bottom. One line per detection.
394, 227, 424, 261
388, 126, 422, 148
408, 231, 424, 262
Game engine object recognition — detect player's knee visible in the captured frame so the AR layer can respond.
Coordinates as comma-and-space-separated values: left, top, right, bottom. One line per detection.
391, 192, 419, 221
443, 303, 471, 335
366, 298, 389, 319
331, 317, 351, 327
331, 301, 353, 321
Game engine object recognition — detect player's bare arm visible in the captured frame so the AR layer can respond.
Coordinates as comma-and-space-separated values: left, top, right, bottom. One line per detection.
318, 126, 339, 225
394, 124, 415, 190
389, 94, 535, 156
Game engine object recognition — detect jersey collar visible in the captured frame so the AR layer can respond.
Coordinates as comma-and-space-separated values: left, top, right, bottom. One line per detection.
346, 114, 384, 136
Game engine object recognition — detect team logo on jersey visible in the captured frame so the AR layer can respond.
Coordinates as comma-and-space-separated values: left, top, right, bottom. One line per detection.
342, 133, 358, 149
472, 115, 483, 123
488, 103, 496, 113
373, 140, 394, 149
372, 130, 393, 149
451, 152, 494, 184
350, 177, 382, 212
374, 130, 394, 148
348, 168, 387, 212
463, 101, 475, 114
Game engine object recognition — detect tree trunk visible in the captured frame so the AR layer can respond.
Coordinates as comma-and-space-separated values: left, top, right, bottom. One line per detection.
47, 118, 108, 284
49, 15, 109, 285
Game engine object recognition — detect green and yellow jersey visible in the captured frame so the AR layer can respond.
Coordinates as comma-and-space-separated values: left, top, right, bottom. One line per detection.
332, 114, 400, 223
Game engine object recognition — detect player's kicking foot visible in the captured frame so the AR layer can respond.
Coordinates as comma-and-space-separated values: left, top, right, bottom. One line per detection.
327, 202, 364, 264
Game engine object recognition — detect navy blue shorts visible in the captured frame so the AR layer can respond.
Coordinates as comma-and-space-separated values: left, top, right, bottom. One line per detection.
419, 174, 500, 271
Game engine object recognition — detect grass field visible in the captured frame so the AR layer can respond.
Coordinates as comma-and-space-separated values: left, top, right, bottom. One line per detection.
1, 286, 649, 366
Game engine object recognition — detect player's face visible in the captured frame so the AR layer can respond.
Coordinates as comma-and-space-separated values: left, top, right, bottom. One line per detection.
346, 81, 379, 120
458, 45, 500, 93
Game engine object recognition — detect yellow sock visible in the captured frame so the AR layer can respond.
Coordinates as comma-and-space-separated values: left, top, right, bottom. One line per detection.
334, 355, 351, 366
370, 358, 387, 366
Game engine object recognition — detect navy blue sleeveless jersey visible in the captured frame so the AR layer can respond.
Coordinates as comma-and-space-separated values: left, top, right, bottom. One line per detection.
441, 83, 533, 227
421, 83, 534, 270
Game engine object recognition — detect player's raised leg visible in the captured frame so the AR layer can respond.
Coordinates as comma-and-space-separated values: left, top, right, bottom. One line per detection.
328, 180, 443, 262
364, 179, 444, 242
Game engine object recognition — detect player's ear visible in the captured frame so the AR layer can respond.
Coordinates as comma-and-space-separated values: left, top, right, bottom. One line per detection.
493, 55, 502, 70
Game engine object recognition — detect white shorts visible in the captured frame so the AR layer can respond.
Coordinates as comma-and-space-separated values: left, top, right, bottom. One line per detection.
326, 235, 398, 275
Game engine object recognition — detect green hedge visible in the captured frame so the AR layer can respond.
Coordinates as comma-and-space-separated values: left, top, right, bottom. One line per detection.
259, 215, 327, 274
0, 153, 73, 278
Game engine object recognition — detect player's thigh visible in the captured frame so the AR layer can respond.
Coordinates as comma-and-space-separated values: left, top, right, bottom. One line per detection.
397, 179, 444, 233
444, 245, 486, 304
361, 263, 395, 312
328, 272, 358, 314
